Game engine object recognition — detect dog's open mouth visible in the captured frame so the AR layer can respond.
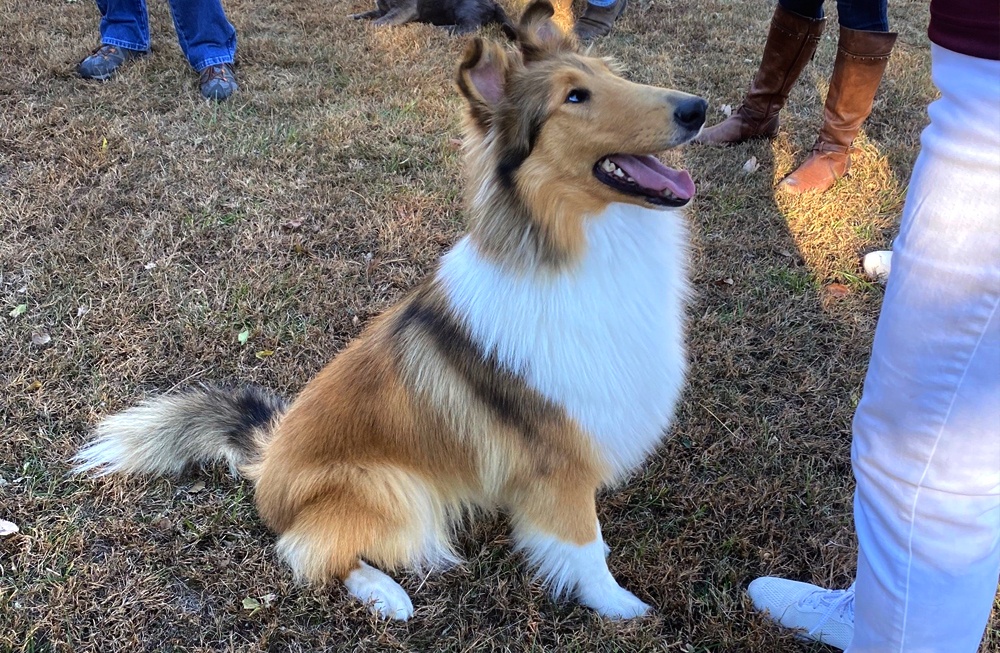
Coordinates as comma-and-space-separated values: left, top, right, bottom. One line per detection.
594, 155, 695, 208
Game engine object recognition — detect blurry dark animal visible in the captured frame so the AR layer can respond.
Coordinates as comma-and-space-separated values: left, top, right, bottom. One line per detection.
351, 0, 517, 37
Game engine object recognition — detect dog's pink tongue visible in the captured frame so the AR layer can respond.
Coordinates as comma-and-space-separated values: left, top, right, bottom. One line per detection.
610, 154, 696, 199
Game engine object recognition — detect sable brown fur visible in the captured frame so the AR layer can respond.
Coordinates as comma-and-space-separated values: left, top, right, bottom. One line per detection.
245, 276, 605, 583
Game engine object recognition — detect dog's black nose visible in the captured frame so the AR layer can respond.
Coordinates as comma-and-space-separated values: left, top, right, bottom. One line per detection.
674, 97, 708, 131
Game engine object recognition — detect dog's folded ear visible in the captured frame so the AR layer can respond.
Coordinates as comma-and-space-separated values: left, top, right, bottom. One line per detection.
456, 37, 511, 131
516, 0, 577, 62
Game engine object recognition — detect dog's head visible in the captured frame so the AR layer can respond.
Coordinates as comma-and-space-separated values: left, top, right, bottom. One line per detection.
457, 1, 705, 219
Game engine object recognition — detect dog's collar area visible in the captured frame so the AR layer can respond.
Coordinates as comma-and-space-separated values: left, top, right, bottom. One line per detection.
594, 155, 694, 208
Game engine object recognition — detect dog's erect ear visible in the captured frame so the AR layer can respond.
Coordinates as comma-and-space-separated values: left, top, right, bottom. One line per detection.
516, 0, 577, 62
456, 37, 510, 131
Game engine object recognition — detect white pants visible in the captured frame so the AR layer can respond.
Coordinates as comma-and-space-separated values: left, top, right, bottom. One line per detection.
848, 45, 1000, 652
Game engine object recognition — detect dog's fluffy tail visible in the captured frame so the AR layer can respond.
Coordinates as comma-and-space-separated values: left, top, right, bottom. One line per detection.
73, 385, 287, 478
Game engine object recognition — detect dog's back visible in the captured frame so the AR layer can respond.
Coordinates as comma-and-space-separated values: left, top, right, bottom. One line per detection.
353, 0, 515, 37
417, 0, 516, 36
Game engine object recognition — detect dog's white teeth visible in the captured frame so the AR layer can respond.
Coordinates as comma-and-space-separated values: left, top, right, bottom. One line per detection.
600, 158, 634, 181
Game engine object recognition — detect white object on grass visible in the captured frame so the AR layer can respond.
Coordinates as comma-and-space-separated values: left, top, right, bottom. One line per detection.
863, 250, 892, 283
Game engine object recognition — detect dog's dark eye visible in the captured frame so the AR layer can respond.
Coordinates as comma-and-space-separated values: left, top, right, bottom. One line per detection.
565, 89, 590, 104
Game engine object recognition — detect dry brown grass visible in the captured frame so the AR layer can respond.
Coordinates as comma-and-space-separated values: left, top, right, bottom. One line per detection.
1, 0, 996, 651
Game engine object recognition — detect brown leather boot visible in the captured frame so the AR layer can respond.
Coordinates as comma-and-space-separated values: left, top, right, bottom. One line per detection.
697, 5, 825, 145
573, 0, 627, 41
779, 26, 897, 194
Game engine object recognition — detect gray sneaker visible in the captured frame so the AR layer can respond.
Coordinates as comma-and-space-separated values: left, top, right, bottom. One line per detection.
78, 44, 146, 81
199, 63, 238, 101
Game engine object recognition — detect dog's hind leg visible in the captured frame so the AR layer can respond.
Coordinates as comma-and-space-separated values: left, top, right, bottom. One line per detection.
343, 561, 414, 620
372, 5, 420, 25
507, 479, 651, 618
273, 466, 458, 619
276, 495, 417, 620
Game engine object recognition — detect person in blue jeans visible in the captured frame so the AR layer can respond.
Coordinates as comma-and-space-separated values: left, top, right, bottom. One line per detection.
78, 0, 238, 101
573, 0, 628, 41
698, 0, 896, 194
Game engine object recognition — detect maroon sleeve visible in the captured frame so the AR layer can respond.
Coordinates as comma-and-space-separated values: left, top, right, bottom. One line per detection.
929, 0, 1000, 60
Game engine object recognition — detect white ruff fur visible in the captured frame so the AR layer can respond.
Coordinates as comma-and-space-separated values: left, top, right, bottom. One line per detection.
439, 202, 687, 482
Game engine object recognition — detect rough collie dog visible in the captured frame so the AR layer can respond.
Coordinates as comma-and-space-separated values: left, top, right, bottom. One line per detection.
74, 1, 706, 621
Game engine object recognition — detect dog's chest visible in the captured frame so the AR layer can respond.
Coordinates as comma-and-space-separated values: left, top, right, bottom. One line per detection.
439, 205, 688, 480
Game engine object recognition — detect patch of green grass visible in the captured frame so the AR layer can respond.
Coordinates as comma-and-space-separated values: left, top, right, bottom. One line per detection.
853, 220, 879, 242
769, 267, 817, 295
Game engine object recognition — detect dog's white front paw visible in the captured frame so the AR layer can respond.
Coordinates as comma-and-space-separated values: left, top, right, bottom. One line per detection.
580, 582, 651, 619
344, 562, 415, 620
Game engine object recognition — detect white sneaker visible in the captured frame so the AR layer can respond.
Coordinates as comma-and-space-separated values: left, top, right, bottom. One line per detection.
863, 250, 892, 283
747, 577, 855, 650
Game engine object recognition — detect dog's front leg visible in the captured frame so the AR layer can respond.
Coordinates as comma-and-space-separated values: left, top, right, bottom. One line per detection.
349, 9, 387, 20
349, 0, 390, 20
509, 485, 651, 618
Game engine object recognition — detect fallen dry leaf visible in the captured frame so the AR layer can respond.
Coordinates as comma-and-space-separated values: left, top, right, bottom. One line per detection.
742, 156, 760, 174
31, 331, 51, 345
825, 283, 851, 298
0, 519, 19, 537
720, 103, 732, 117
188, 481, 206, 494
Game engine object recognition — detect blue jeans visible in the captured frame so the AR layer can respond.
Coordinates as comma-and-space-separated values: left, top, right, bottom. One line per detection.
778, 0, 889, 31
96, 0, 236, 71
